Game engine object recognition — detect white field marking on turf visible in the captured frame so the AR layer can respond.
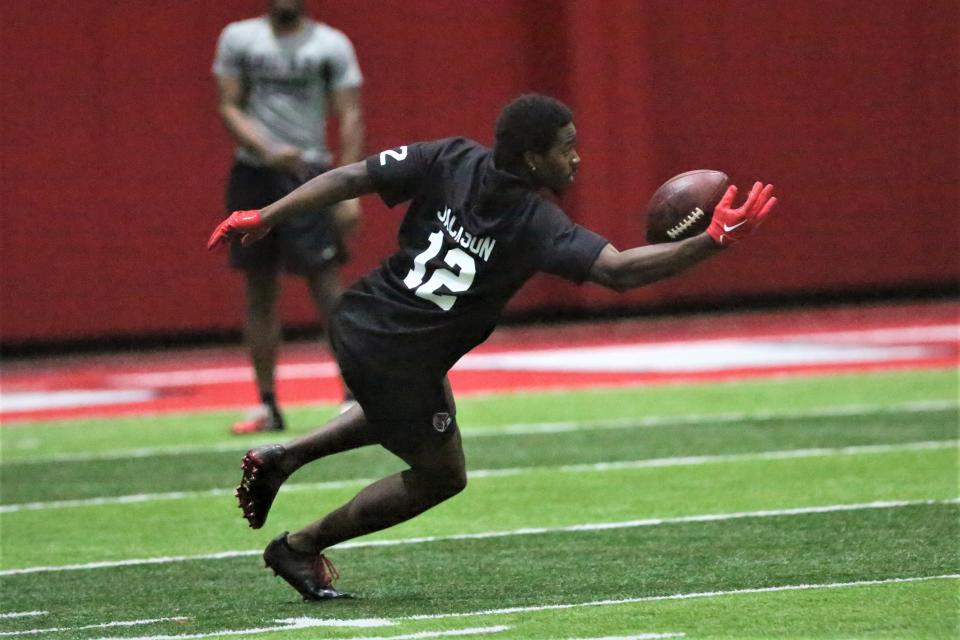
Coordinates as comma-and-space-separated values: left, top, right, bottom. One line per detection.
1, 439, 956, 515
84, 616, 396, 640
88, 623, 510, 640
0, 613, 45, 620
455, 342, 935, 373
333, 498, 960, 549
100, 324, 956, 389
0, 617, 189, 637
473, 399, 959, 437
781, 324, 959, 344
468, 440, 959, 480
0, 389, 157, 412
2, 498, 956, 577
5, 326, 956, 418
274, 616, 393, 627
1, 438, 955, 515
563, 635, 684, 640
107, 361, 340, 388
401, 576, 960, 622
3, 398, 956, 465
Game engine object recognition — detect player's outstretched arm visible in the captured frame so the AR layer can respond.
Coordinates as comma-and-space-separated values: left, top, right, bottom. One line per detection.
587, 181, 777, 292
587, 235, 719, 292
207, 161, 375, 250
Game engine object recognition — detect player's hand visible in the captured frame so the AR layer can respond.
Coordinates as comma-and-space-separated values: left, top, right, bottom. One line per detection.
707, 182, 778, 246
207, 210, 270, 250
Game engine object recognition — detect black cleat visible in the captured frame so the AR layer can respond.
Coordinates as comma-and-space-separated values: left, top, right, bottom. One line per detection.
263, 532, 352, 601
235, 444, 289, 529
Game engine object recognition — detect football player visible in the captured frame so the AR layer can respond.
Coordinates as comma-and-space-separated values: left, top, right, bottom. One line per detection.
209, 93, 777, 600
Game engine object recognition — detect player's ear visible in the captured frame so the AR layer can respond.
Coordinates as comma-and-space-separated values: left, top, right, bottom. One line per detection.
522, 151, 539, 174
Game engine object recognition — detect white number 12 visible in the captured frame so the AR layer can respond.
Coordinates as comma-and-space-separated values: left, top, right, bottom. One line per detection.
403, 231, 476, 311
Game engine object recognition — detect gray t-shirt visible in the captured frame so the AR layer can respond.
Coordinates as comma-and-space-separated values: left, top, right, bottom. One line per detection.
212, 16, 363, 166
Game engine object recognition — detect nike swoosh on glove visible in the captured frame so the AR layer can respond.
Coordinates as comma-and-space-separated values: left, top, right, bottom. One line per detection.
707, 182, 778, 246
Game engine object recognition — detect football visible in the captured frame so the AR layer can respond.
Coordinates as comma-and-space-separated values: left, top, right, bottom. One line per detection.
645, 170, 729, 244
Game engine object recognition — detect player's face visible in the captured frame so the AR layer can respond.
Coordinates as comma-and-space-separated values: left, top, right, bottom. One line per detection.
529, 123, 580, 194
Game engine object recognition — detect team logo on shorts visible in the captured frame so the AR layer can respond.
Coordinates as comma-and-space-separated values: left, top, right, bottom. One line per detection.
432, 412, 453, 433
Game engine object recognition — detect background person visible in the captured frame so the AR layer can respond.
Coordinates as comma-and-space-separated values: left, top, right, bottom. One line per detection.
213, 0, 364, 434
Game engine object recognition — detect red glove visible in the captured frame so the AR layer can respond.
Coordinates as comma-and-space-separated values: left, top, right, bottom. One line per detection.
707, 182, 778, 246
207, 210, 270, 250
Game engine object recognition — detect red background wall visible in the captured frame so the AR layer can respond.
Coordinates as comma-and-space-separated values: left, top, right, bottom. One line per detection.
2, 0, 957, 344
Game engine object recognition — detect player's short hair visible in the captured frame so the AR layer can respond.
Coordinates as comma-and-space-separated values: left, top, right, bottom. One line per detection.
494, 94, 573, 172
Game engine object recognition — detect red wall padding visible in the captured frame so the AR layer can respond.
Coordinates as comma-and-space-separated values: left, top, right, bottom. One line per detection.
2, 0, 957, 343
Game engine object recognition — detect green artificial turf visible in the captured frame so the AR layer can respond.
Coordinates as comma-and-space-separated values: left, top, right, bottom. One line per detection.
0, 368, 957, 639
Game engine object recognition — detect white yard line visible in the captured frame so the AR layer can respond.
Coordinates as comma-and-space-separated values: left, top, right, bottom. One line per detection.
87, 624, 510, 640
4, 440, 957, 514
1, 439, 955, 515
0, 617, 188, 637
474, 400, 958, 437
3, 399, 955, 465
37, 574, 960, 640
0, 613, 45, 620
401, 575, 960, 622
563, 635, 684, 640
102, 324, 959, 388
3, 321, 955, 421
2, 498, 955, 577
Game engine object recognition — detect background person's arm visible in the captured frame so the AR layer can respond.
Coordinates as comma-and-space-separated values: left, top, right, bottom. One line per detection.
328, 85, 365, 238
216, 74, 305, 175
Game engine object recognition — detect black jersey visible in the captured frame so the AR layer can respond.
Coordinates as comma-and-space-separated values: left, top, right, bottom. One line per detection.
333, 137, 608, 375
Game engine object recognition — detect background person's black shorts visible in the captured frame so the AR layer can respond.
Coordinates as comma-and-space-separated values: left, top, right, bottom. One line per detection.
224, 160, 345, 275
329, 319, 458, 456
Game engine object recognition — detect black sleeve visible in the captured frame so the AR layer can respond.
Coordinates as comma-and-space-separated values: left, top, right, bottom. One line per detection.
528, 203, 610, 283
364, 140, 447, 208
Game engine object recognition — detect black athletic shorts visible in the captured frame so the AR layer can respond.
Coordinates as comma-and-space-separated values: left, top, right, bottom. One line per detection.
224, 160, 345, 275
329, 317, 458, 455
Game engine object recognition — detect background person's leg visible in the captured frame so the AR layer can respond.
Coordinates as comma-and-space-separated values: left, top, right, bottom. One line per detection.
305, 266, 341, 318
226, 161, 287, 434
232, 264, 284, 433
304, 267, 358, 412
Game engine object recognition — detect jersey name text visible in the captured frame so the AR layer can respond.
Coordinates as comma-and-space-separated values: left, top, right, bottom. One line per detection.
436, 207, 496, 262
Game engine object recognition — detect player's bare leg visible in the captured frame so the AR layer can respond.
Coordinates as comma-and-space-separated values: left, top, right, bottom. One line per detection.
262, 431, 466, 599
284, 402, 378, 468
232, 266, 284, 434
285, 427, 467, 553
246, 374, 462, 599
244, 404, 414, 602
236, 402, 376, 529
244, 403, 384, 601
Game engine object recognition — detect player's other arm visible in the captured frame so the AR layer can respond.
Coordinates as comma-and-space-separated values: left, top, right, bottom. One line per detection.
207, 162, 375, 249
587, 182, 777, 292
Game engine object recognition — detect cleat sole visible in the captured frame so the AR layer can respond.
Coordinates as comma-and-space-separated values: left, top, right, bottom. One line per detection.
234, 445, 289, 529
